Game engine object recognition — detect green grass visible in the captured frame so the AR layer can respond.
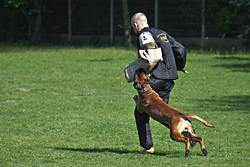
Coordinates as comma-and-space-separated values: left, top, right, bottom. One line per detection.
0, 43, 249, 166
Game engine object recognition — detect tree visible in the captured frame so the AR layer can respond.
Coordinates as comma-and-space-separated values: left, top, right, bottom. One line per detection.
121, 0, 131, 47
179, 0, 250, 40
4, 0, 43, 41
215, 0, 250, 39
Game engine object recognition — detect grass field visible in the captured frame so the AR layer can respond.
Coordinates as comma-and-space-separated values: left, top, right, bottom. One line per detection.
0, 43, 249, 166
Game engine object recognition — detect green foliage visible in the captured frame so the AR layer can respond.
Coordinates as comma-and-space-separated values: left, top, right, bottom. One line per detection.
3, 0, 47, 41
4, 0, 48, 14
179, 0, 250, 38
4, 0, 29, 8
0, 4, 27, 33
216, 0, 250, 36
0, 43, 249, 166
179, 0, 202, 29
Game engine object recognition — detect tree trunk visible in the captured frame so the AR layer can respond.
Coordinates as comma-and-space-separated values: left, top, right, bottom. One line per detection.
32, 0, 42, 41
201, 0, 205, 48
121, 0, 131, 47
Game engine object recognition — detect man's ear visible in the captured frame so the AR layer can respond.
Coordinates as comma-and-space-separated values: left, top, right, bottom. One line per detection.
133, 23, 139, 33
134, 22, 138, 28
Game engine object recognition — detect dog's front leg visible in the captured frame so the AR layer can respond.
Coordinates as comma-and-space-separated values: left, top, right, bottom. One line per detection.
133, 95, 145, 114
133, 95, 138, 103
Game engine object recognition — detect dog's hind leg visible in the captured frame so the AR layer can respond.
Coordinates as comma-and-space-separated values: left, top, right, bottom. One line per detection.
191, 140, 197, 147
194, 136, 207, 156
185, 124, 207, 156
182, 131, 197, 147
182, 120, 197, 148
170, 124, 190, 157
171, 133, 190, 157
189, 133, 207, 156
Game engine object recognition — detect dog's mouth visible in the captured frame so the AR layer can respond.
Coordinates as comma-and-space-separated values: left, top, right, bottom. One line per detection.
133, 81, 142, 90
133, 81, 152, 92
134, 68, 152, 91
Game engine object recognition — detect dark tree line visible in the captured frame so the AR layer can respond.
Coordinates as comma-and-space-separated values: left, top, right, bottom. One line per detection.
1, 0, 249, 46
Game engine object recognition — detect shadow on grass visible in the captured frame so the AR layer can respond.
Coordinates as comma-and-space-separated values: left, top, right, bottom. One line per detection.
215, 56, 250, 61
48, 147, 165, 156
194, 95, 250, 112
213, 56, 250, 72
212, 63, 250, 72
88, 59, 113, 62
47, 147, 205, 157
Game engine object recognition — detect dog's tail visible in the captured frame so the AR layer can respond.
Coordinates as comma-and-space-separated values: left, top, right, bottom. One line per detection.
181, 114, 215, 128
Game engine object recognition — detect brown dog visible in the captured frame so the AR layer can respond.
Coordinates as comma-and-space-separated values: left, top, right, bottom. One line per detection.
133, 68, 214, 157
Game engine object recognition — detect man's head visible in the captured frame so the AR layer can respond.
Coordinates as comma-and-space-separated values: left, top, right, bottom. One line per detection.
131, 12, 149, 33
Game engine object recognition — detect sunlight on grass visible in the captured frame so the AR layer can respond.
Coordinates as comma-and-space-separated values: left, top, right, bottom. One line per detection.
0, 43, 249, 166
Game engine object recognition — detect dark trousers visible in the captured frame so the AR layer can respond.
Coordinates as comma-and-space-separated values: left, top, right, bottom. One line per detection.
134, 77, 175, 149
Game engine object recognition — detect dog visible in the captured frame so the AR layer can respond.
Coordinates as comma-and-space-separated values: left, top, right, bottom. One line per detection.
133, 68, 214, 157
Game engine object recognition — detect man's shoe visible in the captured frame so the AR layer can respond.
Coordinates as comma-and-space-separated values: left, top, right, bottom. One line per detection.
141, 147, 154, 153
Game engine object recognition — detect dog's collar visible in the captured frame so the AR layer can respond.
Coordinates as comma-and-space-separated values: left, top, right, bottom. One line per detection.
142, 87, 152, 92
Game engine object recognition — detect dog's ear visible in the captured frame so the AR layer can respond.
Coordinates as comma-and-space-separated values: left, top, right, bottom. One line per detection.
144, 76, 150, 84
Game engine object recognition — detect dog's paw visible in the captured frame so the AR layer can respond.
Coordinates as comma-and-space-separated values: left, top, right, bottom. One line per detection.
202, 149, 208, 156
191, 141, 197, 147
185, 149, 190, 157
133, 95, 138, 102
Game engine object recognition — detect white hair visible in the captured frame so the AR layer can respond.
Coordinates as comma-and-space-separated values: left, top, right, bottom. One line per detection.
131, 12, 148, 26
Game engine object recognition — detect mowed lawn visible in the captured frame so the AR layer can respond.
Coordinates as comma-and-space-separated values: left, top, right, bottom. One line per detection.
0, 43, 249, 166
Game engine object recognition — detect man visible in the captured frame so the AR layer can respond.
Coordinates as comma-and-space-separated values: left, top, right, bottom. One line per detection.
131, 12, 185, 153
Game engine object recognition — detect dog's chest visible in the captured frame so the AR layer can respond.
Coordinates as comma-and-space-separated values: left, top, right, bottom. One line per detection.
137, 100, 148, 114
136, 96, 152, 114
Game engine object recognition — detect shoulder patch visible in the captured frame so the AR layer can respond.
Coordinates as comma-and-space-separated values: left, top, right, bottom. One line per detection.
157, 33, 169, 43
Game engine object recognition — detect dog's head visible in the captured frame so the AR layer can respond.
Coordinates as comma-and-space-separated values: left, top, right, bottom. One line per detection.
133, 68, 151, 91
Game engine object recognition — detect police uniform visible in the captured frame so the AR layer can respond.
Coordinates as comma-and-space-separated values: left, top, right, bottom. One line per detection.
134, 27, 180, 150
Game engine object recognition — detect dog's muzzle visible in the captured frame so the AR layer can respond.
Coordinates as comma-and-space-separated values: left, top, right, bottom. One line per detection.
133, 81, 141, 90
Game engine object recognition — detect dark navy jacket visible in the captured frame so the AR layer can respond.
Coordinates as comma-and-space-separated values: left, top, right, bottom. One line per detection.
137, 27, 179, 80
